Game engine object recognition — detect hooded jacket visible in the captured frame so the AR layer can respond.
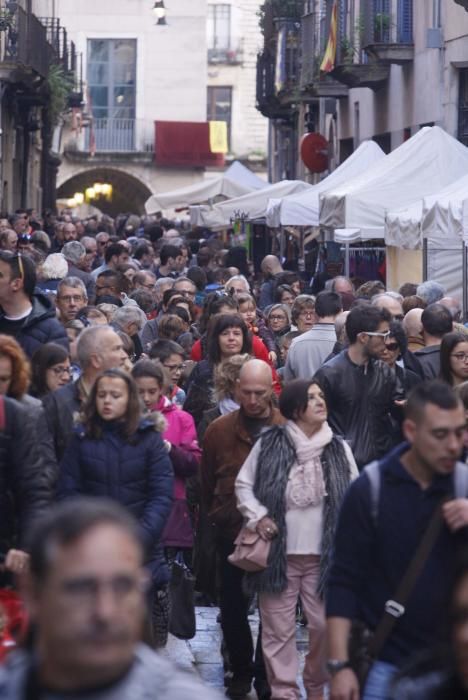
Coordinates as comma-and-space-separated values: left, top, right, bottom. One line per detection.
57, 416, 173, 586
0, 292, 68, 358
154, 396, 201, 548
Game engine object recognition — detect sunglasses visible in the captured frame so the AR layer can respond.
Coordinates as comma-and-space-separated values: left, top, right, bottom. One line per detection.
365, 330, 391, 340
384, 342, 399, 352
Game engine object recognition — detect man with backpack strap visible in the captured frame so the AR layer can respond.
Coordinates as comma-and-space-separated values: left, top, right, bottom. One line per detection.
326, 381, 468, 700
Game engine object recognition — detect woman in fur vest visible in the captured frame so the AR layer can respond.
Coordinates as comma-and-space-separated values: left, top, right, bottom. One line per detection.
235, 379, 358, 700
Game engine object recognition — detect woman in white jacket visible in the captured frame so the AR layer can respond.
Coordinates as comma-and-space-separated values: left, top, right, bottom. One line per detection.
235, 379, 358, 700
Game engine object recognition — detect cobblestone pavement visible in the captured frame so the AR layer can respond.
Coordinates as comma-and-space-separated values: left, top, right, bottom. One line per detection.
162, 606, 311, 698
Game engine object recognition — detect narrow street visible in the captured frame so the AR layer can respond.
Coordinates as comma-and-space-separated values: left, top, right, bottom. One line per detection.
161, 606, 310, 698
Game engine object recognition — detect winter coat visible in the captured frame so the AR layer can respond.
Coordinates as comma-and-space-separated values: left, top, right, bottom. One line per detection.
39, 380, 82, 488
0, 396, 52, 552
314, 350, 402, 469
200, 407, 285, 540
58, 416, 174, 587
154, 396, 201, 548
0, 292, 68, 358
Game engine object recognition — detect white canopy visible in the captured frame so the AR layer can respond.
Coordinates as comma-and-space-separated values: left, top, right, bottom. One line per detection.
190, 179, 311, 229
266, 141, 385, 228
320, 126, 468, 240
144, 161, 267, 214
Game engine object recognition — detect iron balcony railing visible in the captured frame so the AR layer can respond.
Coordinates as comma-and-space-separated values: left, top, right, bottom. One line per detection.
361, 0, 414, 47
81, 118, 155, 153
0, 5, 51, 78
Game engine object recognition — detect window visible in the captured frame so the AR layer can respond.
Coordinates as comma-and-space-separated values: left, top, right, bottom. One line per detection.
87, 39, 137, 151
207, 5, 231, 51
459, 69, 468, 147
207, 86, 232, 150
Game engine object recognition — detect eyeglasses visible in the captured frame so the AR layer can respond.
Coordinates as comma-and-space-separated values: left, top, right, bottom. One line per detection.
269, 315, 287, 322
384, 342, 399, 352
163, 363, 185, 373
299, 310, 315, 318
60, 574, 148, 607
50, 365, 71, 376
451, 352, 468, 362
365, 330, 391, 340
58, 295, 85, 304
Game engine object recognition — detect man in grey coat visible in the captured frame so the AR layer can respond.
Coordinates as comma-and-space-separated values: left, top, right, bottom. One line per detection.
284, 291, 342, 380
0, 498, 221, 699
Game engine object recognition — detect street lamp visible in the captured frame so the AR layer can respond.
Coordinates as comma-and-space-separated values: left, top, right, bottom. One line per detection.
153, 1, 167, 25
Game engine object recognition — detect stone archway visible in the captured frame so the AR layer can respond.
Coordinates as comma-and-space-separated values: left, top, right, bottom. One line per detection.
57, 167, 152, 216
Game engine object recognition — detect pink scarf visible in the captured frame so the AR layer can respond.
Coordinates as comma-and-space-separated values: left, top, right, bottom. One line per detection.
286, 420, 333, 508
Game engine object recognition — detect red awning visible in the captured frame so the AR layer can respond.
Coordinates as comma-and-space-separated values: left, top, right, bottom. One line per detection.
155, 121, 225, 167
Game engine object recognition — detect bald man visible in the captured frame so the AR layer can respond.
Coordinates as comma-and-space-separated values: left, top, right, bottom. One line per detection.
200, 359, 284, 699
403, 308, 424, 352
259, 255, 283, 309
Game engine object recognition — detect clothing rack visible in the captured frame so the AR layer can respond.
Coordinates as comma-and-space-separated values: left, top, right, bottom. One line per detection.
339, 245, 386, 280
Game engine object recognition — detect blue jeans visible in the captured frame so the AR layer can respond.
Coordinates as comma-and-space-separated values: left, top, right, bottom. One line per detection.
362, 660, 398, 699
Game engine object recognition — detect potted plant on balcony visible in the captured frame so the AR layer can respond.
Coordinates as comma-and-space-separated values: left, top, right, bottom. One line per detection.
374, 12, 390, 42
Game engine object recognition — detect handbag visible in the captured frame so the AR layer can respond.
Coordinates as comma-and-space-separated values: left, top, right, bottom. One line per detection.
349, 498, 447, 689
227, 527, 271, 572
168, 555, 196, 640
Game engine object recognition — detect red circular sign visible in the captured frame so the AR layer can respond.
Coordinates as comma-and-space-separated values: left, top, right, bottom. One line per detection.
300, 132, 328, 173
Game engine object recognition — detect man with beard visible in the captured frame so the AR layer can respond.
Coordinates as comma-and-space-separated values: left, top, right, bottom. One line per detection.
314, 304, 401, 469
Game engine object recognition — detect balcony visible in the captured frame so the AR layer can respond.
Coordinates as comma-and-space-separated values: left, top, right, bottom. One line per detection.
40, 17, 83, 103
0, 4, 52, 86
361, 0, 414, 65
208, 46, 243, 65
300, 11, 349, 99
330, 1, 390, 91
65, 118, 155, 156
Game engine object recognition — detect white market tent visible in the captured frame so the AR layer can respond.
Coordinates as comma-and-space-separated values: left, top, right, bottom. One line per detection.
419, 175, 468, 301
265, 140, 385, 228
144, 161, 268, 214
320, 126, 468, 240
190, 179, 312, 229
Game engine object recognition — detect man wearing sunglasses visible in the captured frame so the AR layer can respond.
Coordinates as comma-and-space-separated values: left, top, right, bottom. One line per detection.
0, 252, 68, 358
314, 304, 402, 470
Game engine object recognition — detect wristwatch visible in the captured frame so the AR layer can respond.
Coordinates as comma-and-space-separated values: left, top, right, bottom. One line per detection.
326, 659, 351, 676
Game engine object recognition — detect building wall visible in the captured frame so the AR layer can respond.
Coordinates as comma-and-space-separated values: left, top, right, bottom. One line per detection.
336, 0, 468, 148
207, 0, 268, 159
54, 0, 209, 201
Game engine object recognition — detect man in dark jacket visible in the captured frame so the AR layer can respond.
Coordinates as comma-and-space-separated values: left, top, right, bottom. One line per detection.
326, 381, 468, 700
414, 303, 453, 380
314, 304, 401, 469
200, 359, 285, 699
39, 325, 128, 483
0, 395, 51, 574
0, 250, 68, 357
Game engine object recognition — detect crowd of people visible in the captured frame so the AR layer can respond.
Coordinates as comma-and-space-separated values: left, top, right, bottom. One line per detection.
0, 208, 467, 699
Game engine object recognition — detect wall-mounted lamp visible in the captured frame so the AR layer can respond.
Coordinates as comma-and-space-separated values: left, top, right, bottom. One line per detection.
153, 1, 167, 25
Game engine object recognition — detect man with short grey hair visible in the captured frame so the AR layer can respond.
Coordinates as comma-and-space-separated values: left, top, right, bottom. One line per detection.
371, 293, 404, 321
56, 277, 88, 324
39, 326, 128, 474
61, 241, 95, 302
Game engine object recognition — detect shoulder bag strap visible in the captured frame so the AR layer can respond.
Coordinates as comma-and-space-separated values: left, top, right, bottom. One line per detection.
368, 496, 447, 659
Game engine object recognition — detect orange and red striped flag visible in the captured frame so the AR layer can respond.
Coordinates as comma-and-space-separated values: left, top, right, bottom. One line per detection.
320, 0, 338, 73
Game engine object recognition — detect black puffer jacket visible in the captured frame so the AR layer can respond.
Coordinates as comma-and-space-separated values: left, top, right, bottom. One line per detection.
314, 350, 402, 469
0, 396, 52, 551
0, 293, 68, 358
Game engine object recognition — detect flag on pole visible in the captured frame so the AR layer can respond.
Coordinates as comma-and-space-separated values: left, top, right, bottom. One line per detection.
320, 0, 338, 73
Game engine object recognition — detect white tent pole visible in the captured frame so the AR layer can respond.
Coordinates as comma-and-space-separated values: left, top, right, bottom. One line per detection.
344, 242, 350, 278
423, 239, 428, 281
463, 242, 467, 323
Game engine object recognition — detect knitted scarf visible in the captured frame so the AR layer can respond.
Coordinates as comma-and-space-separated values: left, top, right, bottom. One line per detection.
245, 423, 352, 597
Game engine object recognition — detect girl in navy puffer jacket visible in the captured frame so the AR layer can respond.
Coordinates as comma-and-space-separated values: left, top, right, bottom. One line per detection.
58, 368, 174, 643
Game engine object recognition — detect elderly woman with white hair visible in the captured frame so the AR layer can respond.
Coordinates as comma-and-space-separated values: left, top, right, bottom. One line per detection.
37, 253, 68, 295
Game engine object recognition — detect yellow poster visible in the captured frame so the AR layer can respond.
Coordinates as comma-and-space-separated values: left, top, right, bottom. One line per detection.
209, 121, 228, 154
